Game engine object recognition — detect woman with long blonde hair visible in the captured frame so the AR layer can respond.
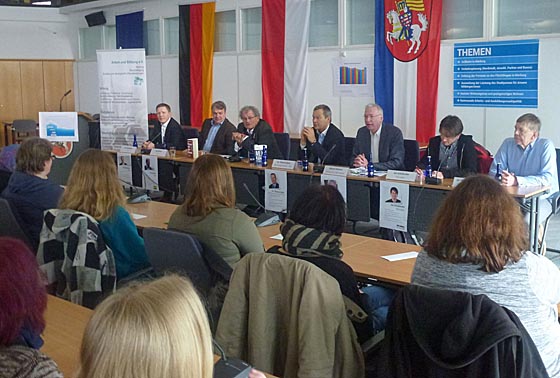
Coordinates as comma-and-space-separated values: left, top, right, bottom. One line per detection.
59, 149, 149, 279
168, 154, 263, 267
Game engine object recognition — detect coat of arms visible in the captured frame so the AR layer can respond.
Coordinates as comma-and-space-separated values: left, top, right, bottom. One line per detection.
384, 0, 433, 62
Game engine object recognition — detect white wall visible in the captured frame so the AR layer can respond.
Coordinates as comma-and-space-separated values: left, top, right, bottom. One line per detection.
3, 0, 559, 154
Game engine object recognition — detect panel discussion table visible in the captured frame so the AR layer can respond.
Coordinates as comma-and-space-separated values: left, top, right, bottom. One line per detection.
118, 150, 549, 254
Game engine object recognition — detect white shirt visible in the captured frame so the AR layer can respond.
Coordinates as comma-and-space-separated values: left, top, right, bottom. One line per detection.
160, 119, 171, 142
370, 124, 382, 163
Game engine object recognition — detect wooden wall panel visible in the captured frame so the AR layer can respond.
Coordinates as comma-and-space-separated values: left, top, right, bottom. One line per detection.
21, 61, 45, 120
63, 61, 75, 111
43, 61, 67, 112
0, 61, 23, 122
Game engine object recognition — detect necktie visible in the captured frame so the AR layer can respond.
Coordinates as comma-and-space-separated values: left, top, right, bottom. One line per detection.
318, 133, 325, 145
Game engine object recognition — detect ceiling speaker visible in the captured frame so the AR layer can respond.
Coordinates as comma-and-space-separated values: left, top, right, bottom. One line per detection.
85, 11, 106, 27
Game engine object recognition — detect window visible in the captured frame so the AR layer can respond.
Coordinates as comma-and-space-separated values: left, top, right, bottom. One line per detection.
164, 17, 179, 55
143, 19, 161, 55
105, 25, 116, 49
79, 26, 103, 60
309, 0, 338, 47
496, 0, 560, 36
241, 7, 261, 51
441, 0, 484, 40
346, 0, 375, 45
215, 10, 236, 52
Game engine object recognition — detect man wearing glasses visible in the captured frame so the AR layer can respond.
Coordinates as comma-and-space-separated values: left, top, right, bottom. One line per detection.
232, 105, 282, 160
352, 103, 405, 171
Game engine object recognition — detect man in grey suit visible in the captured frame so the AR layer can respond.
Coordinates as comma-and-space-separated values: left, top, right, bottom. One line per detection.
352, 103, 404, 171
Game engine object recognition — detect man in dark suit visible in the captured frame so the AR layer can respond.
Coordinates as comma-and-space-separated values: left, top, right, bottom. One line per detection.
269, 172, 280, 189
352, 103, 404, 171
143, 103, 187, 150
233, 105, 283, 160
299, 104, 346, 166
199, 100, 236, 155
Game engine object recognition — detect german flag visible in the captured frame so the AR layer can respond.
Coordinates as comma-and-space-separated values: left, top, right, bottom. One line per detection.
179, 3, 215, 127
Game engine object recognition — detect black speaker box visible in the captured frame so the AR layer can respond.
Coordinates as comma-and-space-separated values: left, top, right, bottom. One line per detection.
85, 11, 106, 27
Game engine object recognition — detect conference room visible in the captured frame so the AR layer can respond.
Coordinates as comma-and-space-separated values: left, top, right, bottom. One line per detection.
1, 0, 560, 377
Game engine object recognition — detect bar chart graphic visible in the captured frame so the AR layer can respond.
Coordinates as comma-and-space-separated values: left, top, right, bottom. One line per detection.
339, 66, 367, 85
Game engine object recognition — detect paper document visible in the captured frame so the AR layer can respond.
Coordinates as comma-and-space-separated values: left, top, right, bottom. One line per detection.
131, 213, 147, 220
270, 234, 284, 240
381, 251, 418, 262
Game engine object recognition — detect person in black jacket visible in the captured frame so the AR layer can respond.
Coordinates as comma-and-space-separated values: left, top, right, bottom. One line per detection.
416, 115, 478, 178
143, 103, 187, 151
233, 105, 283, 160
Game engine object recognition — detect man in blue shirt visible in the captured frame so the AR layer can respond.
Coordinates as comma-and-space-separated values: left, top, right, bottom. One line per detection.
489, 113, 558, 226
199, 101, 236, 155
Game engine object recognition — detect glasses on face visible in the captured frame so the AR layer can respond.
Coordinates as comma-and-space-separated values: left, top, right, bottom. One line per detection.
242, 115, 256, 122
364, 114, 382, 119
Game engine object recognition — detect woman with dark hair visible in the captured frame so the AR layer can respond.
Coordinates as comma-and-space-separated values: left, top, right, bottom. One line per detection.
416, 115, 478, 178
1, 138, 63, 248
168, 154, 264, 267
267, 184, 394, 341
0, 237, 62, 377
412, 175, 560, 377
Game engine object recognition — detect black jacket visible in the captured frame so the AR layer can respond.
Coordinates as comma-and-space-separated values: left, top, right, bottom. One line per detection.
352, 123, 405, 170
236, 119, 283, 160
418, 134, 478, 178
149, 117, 187, 150
373, 285, 548, 378
300, 123, 346, 166
199, 118, 236, 155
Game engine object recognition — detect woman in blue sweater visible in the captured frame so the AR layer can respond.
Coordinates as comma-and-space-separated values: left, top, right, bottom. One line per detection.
58, 149, 150, 280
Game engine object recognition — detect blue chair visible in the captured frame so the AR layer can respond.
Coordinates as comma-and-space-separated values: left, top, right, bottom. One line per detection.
0, 198, 32, 249
541, 148, 560, 254
182, 126, 200, 140
274, 132, 290, 160
345, 137, 355, 166
403, 139, 420, 171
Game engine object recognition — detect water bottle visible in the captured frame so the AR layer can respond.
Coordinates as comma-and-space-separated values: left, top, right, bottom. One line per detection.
249, 151, 256, 164
425, 155, 432, 178
495, 162, 502, 181
367, 153, 375, 178
133, 134, 138, 148
302, 148, 309, 172
262, 145, 268, 167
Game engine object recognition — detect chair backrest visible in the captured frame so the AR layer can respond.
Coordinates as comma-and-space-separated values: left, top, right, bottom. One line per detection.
12, 119, 38, 132
216, 253, 364, 378
182, 126, 200, 140
274, 132, 290, 160
37, 209, 117, 308
403, 139, 420, 171
344, 137, 355, 166
374, 285, 548, 377
0, 197, 33, 249
143, 227, 213, 295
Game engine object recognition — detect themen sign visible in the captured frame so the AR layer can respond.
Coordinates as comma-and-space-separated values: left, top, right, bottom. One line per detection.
384, 0, 434, 62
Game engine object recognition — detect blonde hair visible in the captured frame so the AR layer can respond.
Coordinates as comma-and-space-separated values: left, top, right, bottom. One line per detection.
59, 149, 125, 221
181, 154, 235, 217
77, 275, 214, 378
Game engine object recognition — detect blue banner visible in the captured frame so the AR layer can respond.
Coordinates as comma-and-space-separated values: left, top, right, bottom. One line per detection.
116, 11, 144, 49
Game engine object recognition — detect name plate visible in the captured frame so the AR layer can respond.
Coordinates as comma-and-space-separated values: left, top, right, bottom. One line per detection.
386, 170, 417, 182
323, 166, 349, 177
271, 160, 296, 170
120, 146, 137, 154
150, 148, 168, 157
452, 177, 465, 187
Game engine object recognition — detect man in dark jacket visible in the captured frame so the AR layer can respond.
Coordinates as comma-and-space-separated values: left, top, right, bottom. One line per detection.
143, 103, 187, 150
199, 100, 236, 155
233, 105, 283, 160
417, 115, 478, 178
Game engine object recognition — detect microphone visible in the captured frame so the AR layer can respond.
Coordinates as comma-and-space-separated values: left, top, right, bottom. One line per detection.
426, 145, 454, 185
313, 144, 337, 173
213, 339, 252, 378
242, 183, 280, 227
141, 130, 162, 153
59, 89, 72, 112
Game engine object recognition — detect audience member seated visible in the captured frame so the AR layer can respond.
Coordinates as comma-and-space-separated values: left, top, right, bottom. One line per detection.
199, 100, 236, 155
233, 105, 282, 160
416, 115, 477, 178
58, 149, 150, 280
411, 175, 560, 378
489, 113, 558, 228
299, 104, 346, 166
0, 144, 19, 193
76, 275, 265, 378
168, 154, 264, 267
267, 184, 395, 341
0, 237, 62, 377
142, 103, 187, 151
352, 103, 404, 171
1, 138, 63, 249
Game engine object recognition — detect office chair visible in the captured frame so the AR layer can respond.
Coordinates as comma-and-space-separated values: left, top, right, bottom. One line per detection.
182, 126, 200, 140
273, 132, 290, 160
403, 139, 420, 172
540, 148, 560, 255
345, 137, 356, 166
0, 198, 33, 249
216, 253, 365, 378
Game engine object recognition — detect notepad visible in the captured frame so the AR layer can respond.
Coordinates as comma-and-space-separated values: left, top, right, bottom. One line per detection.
381, 251, 418, 262
131, 213, 147, 220
270, 234, 284, 240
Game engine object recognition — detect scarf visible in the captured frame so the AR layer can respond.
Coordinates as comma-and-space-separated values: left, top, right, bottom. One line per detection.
280, 219, 343, 259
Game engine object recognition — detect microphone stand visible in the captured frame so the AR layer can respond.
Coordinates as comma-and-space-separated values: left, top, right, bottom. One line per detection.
59, 89, 72, 112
